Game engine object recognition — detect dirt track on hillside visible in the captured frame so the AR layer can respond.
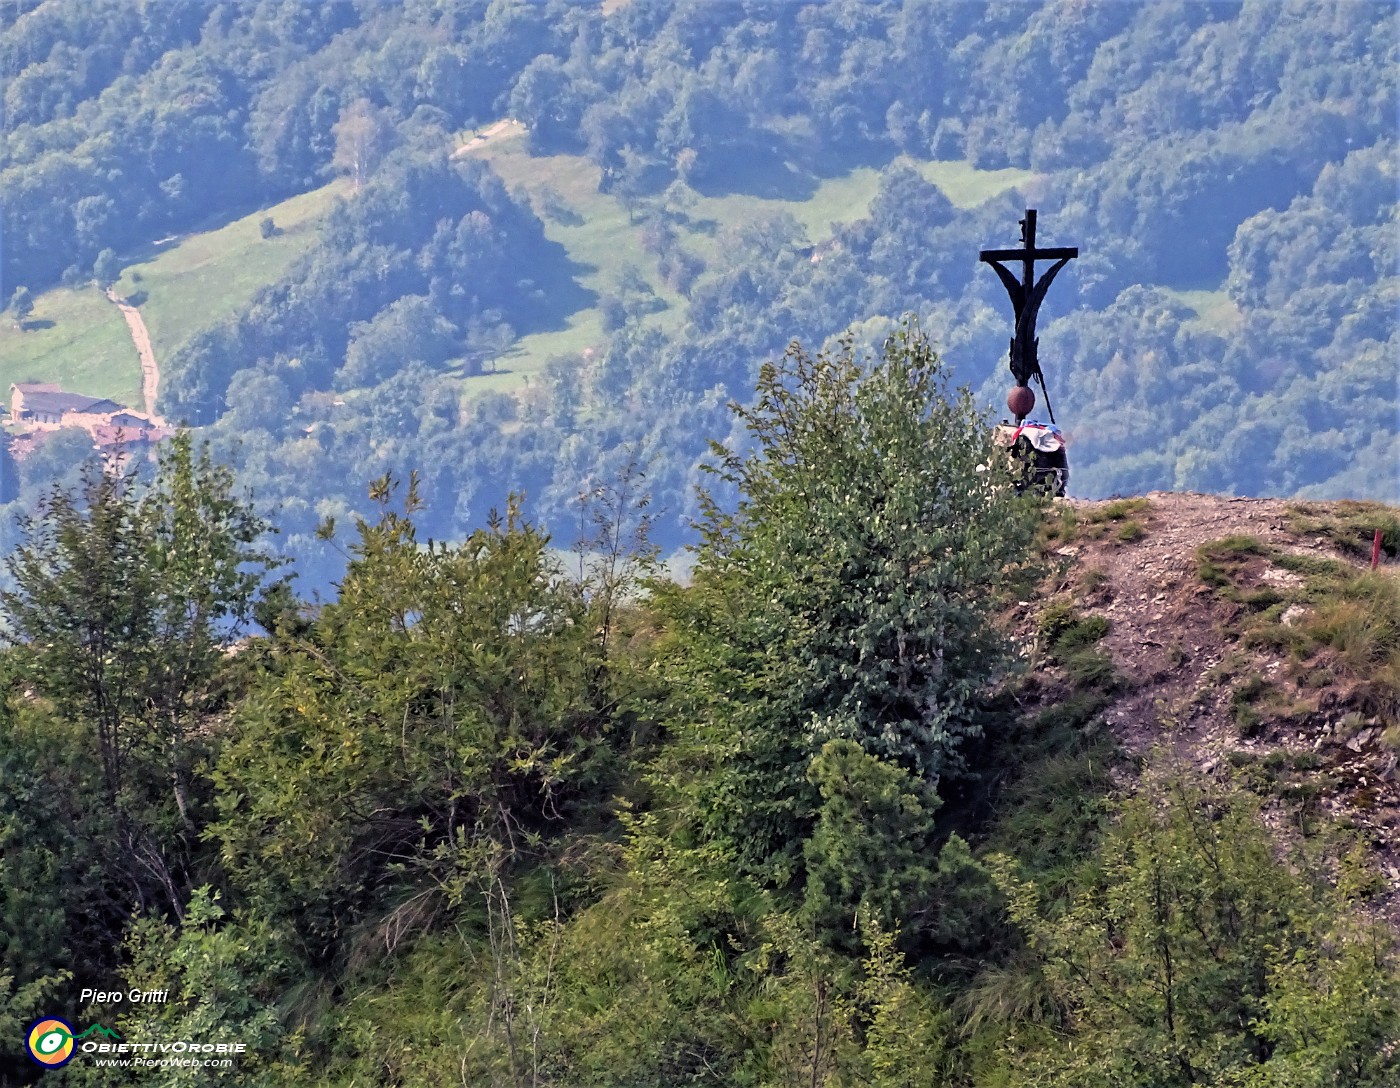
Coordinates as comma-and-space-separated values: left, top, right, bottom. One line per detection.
106, 288, 163, 420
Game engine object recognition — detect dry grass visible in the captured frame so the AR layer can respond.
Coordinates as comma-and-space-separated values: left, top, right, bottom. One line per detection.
1286, 500, 1399, 562
1197, 530, 1400, 745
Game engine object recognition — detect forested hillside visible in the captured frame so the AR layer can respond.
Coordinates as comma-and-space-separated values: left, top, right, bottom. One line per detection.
0, 0, 1394, 588
2, 328, 1398, 1086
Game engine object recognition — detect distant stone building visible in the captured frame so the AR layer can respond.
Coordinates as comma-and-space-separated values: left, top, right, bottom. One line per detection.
107, 410, 152, 431
11, 384, 125, 428
9, 383, 167, 451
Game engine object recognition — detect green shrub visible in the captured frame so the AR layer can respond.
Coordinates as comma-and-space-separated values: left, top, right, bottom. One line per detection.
1037, 600, 1078, 643
1054, 615, 1111, 655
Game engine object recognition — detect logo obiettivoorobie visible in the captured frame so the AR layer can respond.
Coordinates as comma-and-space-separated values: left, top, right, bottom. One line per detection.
25, 1020, 122, 1068
25, 1019, 75, 1068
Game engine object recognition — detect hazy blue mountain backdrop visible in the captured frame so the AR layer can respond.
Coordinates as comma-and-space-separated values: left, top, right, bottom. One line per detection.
0, 0, 1394, 586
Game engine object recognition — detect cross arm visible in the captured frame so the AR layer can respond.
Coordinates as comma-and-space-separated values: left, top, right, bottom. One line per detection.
979, 246, 1079, 262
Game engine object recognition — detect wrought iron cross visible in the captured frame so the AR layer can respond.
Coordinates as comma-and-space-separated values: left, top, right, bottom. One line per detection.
979, 209, 1078, 421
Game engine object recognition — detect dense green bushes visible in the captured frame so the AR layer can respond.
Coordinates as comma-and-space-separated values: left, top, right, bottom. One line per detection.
3, 333, 1397, 1085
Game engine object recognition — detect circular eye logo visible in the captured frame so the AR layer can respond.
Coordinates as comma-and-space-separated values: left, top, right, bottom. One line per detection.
26, 1018, 76, 1068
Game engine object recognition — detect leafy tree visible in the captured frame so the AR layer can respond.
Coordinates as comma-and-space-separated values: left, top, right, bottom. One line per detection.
508, 53, 579, 152
68, 888, 295, 1087
802, 739, 936, 942
0, 433, 278, 918
337, 294, 457, 389
656, 323, 1045, 880
211, 477, 621, 958
330, 97, 392, 189
991, 771, 1400, 1087
846, 918, 959, 1088
92, 246, 120, 287
0, 700, 77, 1072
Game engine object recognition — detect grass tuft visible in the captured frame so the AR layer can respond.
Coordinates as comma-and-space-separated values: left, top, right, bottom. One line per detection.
1036, 602, 1118, 692
1197, 535, 1269, 588
1055, 615, 1112, 655
1230, 674, 1272, 736
1038, 505, 1079, 549
1083, 497, 1152, 524
1064, 649, 1118, 691
1286, 501, 1400, 561
1304, 571, 1400, 672
1080, 568, 1110, 593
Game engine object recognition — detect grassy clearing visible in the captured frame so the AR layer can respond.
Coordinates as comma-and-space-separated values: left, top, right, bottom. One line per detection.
464, 310, 610, 399
915, 159, 1037, 208
1071, 496, 1153, 543
0, 286, 141, 405
2, 130, 1036, 409
0, 184, 343, 410
457, 131, 685, 388
461, 131, 1037, 392
1083, 497, 1152, 524
1196, 525, 1400, 742
113, 182, 346, 361
680, 158, 1033, 260
680, 166, 884, 265
1196, 534, 1270, 588
1286, 500, 1399, 561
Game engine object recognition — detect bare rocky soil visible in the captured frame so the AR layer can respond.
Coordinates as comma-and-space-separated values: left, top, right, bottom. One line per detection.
1023, 491, 1400, 922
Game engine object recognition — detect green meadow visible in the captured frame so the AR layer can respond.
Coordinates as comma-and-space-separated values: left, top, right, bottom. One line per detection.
0, 286, 141, 406
114, 182, 348, 361
0, 129, 1035, 410
460, 127, 1036, 392
0, 183, 346, 412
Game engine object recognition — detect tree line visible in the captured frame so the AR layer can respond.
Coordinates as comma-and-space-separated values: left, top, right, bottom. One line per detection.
1, 330, 1396, 1085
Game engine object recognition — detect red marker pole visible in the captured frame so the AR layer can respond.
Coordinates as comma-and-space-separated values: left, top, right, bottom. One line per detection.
1373, 529, 1383, 570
